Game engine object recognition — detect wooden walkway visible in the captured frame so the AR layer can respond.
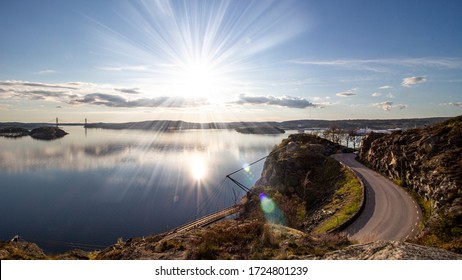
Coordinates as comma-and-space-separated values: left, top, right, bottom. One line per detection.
169, 205, 241, 234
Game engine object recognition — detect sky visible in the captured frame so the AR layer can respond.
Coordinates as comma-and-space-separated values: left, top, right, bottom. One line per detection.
0, 0, 461, 123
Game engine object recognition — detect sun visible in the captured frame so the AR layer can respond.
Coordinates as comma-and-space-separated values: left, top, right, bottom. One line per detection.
178, 62, 220, 98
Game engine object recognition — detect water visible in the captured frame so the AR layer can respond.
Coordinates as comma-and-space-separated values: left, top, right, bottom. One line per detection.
0, 126, 292, 252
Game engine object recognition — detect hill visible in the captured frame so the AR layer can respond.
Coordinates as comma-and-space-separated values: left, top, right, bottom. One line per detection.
359, 115, 462, 253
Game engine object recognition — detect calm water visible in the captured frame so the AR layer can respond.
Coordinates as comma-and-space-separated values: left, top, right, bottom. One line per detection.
0, 126, 292, 252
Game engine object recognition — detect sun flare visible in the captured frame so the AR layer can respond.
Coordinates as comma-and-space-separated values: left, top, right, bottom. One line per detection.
177, 63, 221, 98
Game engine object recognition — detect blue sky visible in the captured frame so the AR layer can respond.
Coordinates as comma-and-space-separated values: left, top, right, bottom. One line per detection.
0, 0, 461, 122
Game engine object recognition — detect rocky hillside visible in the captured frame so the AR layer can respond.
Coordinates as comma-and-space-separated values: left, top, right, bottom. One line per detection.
324, 240, 462, 260
2, 130, 461, 260
359, 116, 462, 253
2, 229, 461, 260
243, 134, 359, 232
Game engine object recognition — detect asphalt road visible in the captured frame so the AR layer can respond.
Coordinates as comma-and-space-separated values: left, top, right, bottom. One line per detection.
333, 153, 422, 242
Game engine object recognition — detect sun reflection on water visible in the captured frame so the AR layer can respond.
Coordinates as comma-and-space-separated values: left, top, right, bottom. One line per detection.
190, 155, 207, 181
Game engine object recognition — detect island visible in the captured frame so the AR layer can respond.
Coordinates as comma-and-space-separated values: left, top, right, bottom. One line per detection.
29, 127, 68, 140
0, 126, 68, 140
0, 127, 30, 138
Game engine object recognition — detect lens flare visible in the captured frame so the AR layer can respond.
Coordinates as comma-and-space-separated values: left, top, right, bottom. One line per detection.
259, 192, 286, 225
243, 163, 251, 173
259, 193, 275, 213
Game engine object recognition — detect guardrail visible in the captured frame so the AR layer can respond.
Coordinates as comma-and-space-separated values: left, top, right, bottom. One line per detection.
328, 159, 366, 233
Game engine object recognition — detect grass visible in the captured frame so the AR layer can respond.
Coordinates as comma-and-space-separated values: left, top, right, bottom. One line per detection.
188, 220, 351, 259
393, 178, 404, 186
414, 213, 462, 254
312, 167, 363, 234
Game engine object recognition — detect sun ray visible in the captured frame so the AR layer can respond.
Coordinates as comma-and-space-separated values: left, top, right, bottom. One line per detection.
90, 0, 308, 103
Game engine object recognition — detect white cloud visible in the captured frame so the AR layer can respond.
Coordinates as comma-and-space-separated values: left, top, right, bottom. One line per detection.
289, 57, 462, 72
372, 92, 381, 97
0, 80, 207, 108
379, 85, 393, 89
376, 101, 393, 111
395, 104, 408, 110
439, 102, 462, 107
336, 88, 358, 97
386, 93, 395, 98
100, 65, 154, 72
35, 69, 56, 75
336, 92, 356, 97
373, 101, 408, 111
233, 94, 316, 108
71, 93, 207, 108
401, 76, 427, 87
115, 88, 141, 94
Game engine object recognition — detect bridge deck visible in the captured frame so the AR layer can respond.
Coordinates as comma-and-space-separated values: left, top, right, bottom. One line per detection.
170, 205, 241, 234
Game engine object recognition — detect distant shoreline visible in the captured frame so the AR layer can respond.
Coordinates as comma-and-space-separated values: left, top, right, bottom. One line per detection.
0, 116, 452, 132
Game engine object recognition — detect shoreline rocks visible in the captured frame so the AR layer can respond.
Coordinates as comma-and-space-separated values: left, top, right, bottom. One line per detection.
29, 127, 68, 140
0, 126, 68, 140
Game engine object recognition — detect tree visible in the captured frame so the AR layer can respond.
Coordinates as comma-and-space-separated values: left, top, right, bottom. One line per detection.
323, 125, 342, 144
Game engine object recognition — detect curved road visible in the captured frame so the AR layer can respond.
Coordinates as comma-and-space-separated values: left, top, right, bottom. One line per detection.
333, 153, 422, 242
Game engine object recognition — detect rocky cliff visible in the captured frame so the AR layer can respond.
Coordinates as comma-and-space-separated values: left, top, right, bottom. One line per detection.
243, 134, 359, 232
359, 116, 462, 252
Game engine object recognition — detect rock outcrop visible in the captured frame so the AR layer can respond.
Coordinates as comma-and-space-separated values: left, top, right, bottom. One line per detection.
244, 134, 358, 231
0, 127, 30, 138
29, 126, 68, 140
359, 116, 461, 216
324, 240, 462, 260
359, 116, 462, 252
0, 239, 47, 260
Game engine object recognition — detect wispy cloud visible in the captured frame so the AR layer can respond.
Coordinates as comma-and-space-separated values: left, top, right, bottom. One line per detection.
336, 88, 358, 97
401, 76, 427, 87
35, 69, 56, 75
439, 102, 462, 107
0, 81, 78, 90
386, 93, 395, 98
0, 80, 207, 108
336, 92, 356, 97
371, 92, 381, 97
99, 65, 155, 72
233, 94, 316, 108
373, 101, 408, 111
70, 93, 207, 108
379, 85, 393, 89
115, 88, 141, 94
289, 57, 462, 72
